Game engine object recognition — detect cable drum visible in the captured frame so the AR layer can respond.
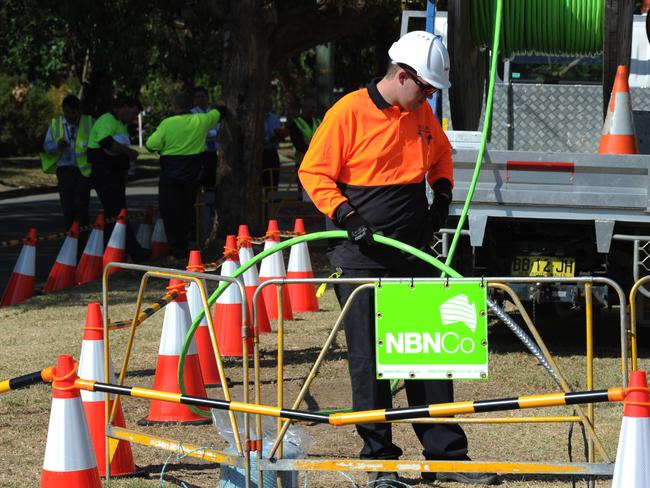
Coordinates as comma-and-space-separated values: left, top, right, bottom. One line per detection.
470, 0, 603, 57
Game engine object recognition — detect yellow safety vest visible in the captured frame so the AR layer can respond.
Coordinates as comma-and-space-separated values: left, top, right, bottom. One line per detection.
39, 115, 92, 176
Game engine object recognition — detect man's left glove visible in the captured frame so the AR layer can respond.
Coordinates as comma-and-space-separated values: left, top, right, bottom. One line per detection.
429, 178, 453, 233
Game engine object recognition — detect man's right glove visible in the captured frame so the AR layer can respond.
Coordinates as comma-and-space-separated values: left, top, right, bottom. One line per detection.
341, 211, 374, 247
429, 178, 453, 233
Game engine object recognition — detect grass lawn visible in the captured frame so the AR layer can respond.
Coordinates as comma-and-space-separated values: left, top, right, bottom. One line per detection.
0, 253, 646, 487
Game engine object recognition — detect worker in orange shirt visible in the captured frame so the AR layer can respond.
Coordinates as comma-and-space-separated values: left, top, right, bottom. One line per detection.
299, 31, 498, 486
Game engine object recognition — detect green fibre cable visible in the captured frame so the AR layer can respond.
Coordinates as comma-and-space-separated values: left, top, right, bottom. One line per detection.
442, 0, 503, 277
177, 231, 462, 417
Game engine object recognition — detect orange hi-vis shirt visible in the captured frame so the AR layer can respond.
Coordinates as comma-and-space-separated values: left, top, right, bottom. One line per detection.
298, 84, 453, 220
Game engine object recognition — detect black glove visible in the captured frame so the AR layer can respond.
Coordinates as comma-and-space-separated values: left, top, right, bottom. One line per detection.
429, 179, 452, 233
215, 104, 228, 119
341, 211, 374, 247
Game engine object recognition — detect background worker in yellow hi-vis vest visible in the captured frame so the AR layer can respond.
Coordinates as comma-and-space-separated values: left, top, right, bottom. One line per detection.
40, 94, 93, 236
145, 92, 223, 260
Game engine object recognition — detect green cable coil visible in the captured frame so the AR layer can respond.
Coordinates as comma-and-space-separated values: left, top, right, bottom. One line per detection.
470, 0, 604, 57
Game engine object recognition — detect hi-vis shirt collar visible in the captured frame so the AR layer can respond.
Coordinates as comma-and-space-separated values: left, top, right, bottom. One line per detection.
366, 77, 392, 110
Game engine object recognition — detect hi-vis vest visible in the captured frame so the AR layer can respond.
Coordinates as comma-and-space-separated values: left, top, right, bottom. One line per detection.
293, 116, 321, 143
39, 115, 92, 176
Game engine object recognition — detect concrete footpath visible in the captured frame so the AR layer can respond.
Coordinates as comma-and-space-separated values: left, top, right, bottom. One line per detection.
0, 179, 158, 297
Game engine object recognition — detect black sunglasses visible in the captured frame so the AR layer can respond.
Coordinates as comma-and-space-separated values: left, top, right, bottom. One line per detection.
400, 66, 437, 96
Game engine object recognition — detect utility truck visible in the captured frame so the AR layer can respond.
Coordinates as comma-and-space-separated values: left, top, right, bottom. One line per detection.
406, 5, 650, 311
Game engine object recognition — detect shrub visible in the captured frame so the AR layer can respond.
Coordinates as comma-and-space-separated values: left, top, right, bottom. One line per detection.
0, 74, 59, 156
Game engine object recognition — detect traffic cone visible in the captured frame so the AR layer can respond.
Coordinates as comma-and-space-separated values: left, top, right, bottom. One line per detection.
78, 303, 137, 477
40, 354, 101, 488
259, 220, 293, 321
599, 65, 639, 154
77, 213, 105, 285
0, 228, 37, 307
286, 219, 319, 313
186, 250, 222, 386
214, 235, 253, 357
43, 222, 79, 294
612, 370, 650, 487
237, 224, 271, 334
151, 216, 169, 259
139, 279, 210, 425
136, 205, 153, 250
103, 209, 127, 275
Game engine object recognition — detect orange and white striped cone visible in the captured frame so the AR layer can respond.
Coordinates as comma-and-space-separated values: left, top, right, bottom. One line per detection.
139, 279, 210, 425
103, 209, 127, 275
214, 235, 253, 357
599, 65, 639, 154
186, 250, 222, 386
151, 216, 169, 259
43, 222, 79, 294
259, 220, 293, 321
76, 214, 105, 285
237, 224, 271, 334
40, 354, 101, 488
612, 370, 650, 487
287, 219, 319, 313
78, 303, 137, 478
0, 228, 37, 307
136, 205, 154, 250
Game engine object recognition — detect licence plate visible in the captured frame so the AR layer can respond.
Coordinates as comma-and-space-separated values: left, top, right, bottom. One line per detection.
511, 256, 575, 277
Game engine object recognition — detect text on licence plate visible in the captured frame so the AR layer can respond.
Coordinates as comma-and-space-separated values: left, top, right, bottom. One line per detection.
511, 256, 575, 277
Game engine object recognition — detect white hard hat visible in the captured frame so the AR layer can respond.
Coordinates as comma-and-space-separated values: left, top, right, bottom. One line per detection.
388, 31, 451, 89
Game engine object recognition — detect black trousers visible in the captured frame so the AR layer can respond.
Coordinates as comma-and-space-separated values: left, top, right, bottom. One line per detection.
200, 151, 217, 189
56, 166, 91, 231
90, 165, 143, 257
334, 266, 468, 461
159, 179, 199, 257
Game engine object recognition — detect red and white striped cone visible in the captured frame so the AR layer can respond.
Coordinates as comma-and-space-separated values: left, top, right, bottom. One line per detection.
43, 222, 79, 294
259, 220, 293, 321
214, 235, 253, 357
78, 302, 137, 478
612, 370, 650, 487
103, 209, 127, 275
136, 205, 154, 250
237, 224, 271, 334
139, 279, 210, 425
0, 228, 37, 307
287, 219, 319, 313
151, 216, 169, 259
41, 354, 101, 488
186, 250, 222, 386
76, 214, 105, 285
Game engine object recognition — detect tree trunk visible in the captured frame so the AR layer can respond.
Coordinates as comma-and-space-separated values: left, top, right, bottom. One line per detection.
214, 1, 271, 241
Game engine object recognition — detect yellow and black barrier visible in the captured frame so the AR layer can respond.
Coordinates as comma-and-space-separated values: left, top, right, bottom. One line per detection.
108, 289, 179, 330
0, 210, 147, 249
1, 363, 629, 425
0, 366, 54, 394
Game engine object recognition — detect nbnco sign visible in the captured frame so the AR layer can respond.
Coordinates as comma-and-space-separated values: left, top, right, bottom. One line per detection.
375, 280, 488, 380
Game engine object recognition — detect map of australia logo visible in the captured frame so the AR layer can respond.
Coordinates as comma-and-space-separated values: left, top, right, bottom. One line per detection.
439, 294, 477, 332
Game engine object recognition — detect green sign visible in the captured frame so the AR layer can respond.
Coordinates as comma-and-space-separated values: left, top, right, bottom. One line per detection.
375, 280, 488, 380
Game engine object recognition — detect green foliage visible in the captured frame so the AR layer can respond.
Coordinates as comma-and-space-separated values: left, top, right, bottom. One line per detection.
0, 75, 58, 157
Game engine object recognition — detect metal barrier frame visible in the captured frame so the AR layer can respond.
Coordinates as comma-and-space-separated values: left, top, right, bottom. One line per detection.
99, 267, 631, 484
101, 262, 250, 481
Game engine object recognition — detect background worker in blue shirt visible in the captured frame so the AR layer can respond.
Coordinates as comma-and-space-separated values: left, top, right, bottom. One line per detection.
146, 92, 222, 259
40, 94, 93, 236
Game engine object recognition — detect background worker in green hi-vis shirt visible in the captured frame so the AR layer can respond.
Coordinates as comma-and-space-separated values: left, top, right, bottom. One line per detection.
40, 94, 93, 238
145, 92, 223, 260
87, 95, 148, 262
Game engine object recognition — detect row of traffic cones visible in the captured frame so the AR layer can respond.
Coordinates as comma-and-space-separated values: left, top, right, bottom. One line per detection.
0, 207, 169, 307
